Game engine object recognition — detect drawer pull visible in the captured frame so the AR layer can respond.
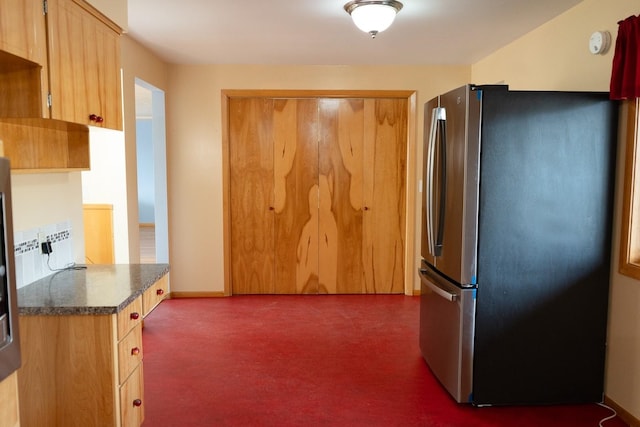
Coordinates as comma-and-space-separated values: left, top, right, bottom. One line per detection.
130, 312, 140, 320
157, 289, 164, 296
133, 399, 142, 407
131, 347, 140, 356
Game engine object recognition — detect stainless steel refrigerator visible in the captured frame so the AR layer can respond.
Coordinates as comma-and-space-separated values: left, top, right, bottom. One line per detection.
419, 84, 618, 406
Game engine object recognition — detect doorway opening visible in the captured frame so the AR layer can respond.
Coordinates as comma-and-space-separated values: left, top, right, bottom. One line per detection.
135, 78, 169, 264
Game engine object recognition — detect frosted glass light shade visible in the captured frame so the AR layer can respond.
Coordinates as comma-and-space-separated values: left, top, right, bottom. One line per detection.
344, 1, 403, 38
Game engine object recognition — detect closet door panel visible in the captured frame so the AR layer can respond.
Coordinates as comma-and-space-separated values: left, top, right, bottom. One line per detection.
363, 98, 407, 293
319, 99, 365, 294
229, 98, 275, 294
273, 98, 319, 294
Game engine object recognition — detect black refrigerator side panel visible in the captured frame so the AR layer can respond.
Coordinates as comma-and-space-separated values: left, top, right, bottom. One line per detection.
472, 91, 618, 405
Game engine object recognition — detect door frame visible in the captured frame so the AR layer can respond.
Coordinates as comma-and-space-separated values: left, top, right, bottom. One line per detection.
221, 90, 417, 296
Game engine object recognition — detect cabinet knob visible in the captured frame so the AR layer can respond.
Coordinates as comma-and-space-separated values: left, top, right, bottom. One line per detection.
131, 347, 140, 356
157, 289, 164, 296
89, 114, 104, 123
130, 312, 140, 320
133, 399, 142, 407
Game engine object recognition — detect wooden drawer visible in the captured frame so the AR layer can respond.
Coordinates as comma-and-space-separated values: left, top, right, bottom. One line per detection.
117, 296, 142, 341
143, 275, 168, 317
118, 323, 143, 384
120, 363, 144, 427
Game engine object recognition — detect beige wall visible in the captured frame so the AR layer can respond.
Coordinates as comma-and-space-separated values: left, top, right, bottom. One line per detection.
472, 0, 623, 91
470, 0, 639, 419
85, 0, 127, 32
119, 0, 640, 418
164, 64, 470, 294
120, 36, 169, 263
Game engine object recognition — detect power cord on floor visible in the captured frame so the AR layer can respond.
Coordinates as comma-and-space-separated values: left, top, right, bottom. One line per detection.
596, 402, 618, 426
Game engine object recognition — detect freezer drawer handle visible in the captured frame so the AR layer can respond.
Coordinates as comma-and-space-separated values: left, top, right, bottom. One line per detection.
420, 269, 458, 302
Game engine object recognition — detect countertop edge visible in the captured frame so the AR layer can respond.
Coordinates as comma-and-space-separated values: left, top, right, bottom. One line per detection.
18, 264, 170, 316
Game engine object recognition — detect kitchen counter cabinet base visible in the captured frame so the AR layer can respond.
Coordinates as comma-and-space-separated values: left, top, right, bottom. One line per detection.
16, 266, 169, 427
18, 314, 119, 427
0, 371, 20, 427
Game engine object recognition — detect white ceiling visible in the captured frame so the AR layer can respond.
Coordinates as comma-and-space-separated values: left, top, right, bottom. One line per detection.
126, 0, 584, 66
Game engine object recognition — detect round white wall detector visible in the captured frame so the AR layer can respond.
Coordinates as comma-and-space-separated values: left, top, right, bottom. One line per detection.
589, 31, 611, 55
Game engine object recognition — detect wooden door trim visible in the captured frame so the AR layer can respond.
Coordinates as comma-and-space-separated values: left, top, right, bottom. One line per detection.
222, 89, 417, 296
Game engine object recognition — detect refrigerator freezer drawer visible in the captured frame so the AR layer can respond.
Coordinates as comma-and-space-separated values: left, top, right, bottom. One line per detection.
419, 265, 475, 403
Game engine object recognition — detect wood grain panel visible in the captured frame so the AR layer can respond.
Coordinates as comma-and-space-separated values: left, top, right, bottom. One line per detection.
0, 0, 48, 64
0, 51, 43, 118
0, 372, 20, 427
362, 99, 407, 293
0, 118, 89, 171
119, 363, 144, 427
142, 274, 168, 316
229, 98, 275, 294
18, 314, 118, 427
227, 93, 408, 295
319, 99, 365, 294
117, 323, 143, 384
273, 99, 319, 294
83, 204, 115, 264
47, 0, 122, 130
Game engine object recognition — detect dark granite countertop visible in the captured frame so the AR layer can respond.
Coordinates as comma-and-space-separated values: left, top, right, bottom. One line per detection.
17, 264, 170, 316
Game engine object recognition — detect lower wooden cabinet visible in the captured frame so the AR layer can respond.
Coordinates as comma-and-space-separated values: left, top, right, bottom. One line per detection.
0, 371, 20, 427
17, 275, 166, 426
120, 363, 144, 427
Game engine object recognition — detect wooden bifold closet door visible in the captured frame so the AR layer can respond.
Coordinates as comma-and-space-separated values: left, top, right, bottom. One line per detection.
229, 96, 406, 294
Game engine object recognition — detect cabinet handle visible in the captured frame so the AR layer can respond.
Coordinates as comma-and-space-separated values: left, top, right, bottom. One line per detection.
89, 114, 104, 123
157, 289, 164, 296
133, 399, 142, 407
130, 312, 140, 320
131, 347, 140, 356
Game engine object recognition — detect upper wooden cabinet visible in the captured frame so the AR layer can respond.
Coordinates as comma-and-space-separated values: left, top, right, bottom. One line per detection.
0, 0, 122, 171
46, 0, 123, 130
0, 0, 47, 65
0, 0, 49, 116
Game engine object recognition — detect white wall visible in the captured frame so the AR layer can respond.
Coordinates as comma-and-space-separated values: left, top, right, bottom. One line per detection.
11, 172, 84, 286
81, 127, 130, 263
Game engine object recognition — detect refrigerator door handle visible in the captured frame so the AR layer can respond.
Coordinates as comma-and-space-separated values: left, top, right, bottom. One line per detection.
425, 108, 439, 256
435, 110, 447, 256
419, 268, 458, 302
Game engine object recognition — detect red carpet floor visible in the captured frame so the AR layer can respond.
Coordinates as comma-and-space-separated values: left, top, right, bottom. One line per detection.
141, 295, 626, 426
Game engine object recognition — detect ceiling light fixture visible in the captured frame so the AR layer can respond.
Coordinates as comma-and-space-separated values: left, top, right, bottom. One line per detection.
344, 0, 403, 38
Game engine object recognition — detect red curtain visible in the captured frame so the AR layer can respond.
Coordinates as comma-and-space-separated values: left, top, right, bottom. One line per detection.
610, 15, 640, 100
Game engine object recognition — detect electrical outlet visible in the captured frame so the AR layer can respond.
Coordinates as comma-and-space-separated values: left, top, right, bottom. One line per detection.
41, 241, 52, 255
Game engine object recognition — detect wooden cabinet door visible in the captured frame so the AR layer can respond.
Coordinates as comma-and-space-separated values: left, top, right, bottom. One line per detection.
362, 98, 406, 293
46, 0, 122, 130
0, 0, 49, 117
0, 0, 47, 64
318, 98, 406, 294
318, 99, 366, 293
229, 98, 276, 294
273, 99, 319, 294
230, 96, 407, 294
